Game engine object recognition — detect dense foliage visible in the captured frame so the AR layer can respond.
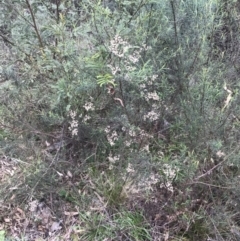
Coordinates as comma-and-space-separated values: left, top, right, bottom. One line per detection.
1, 0, 240, 240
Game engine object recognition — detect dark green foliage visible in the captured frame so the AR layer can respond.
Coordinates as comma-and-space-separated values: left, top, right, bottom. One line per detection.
2, 0, 240, 240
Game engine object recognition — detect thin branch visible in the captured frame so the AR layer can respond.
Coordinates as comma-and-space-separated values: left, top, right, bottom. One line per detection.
25, 0, 44, 48
170, 0, 185, 96
170, 0, 179, 46
4, 2, 35, 28
38, 0, 55, 17
0, 33, 15, 46
56, 0, 60, 24
92, 7, 108, 51
185, 42, 202, 79
194, 146, 239, 182
127, 0, 145, 25
189, 181, 232, 189
0, 33, 31, 58
143, 3, 153, 60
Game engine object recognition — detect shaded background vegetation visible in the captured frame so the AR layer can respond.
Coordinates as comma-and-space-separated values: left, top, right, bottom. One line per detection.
1, 0, 240, 240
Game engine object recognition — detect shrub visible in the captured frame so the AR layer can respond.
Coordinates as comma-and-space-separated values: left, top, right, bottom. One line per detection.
1, 0, 240, 240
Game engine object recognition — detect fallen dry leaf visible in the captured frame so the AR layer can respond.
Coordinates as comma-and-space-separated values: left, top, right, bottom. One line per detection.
50, 222, 62, 232
67, 170, 73, 178
64, 211, 79, 216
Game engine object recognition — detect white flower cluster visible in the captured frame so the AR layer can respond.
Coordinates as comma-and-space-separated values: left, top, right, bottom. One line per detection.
139, 75, 160, 101
143, 110, 159, 121
124, 140, 131, 147
83, 102, 95, 111
145, 91, 160, 101
68, 110, 78, 137
125, 172, 161, 195
129, 128, 136, 137
126, 163, 135, 173
163, 164, 177, 179
108, 35, 142, 69
108, 153, 120, 163
109, 35, 128, 58
139, 83, 146, 89
107, 64, 120, 75
83, 115, 91, 122
78, 113, 91, 123
105, 126, 118, 146
142, 144, 150, 153
139, 128, 153, 139
160, 164, 179, 192
152, 74, 158, 81
125, 65, 136, 71
128, 50, 141, 64
146, 74, 158, 85
142, 44, 152, 51
108, 153, 120, 170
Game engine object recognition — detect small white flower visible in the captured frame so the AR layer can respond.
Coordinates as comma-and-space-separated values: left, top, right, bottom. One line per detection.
83, 115, 91, 122
146, 92, 160, 101
216, 150, 225, 158
109, 164, 114, 170
125, 141, 131, 147
142, 44, 152, 51
71, 128, 78, 136
143, 110, 159, 121
107, 130, 118, 146
129, 55, 139, 64
108, 154, 120, 163
126, 163, 134, 173
139, 84, 146, 89
152, 74, 158, 81
107, 64, 121, 75
83, 102, 94, 111
162, 164, 177, 179
68, 110, 78, 136
142, 145, 150, 153
69, 110, 76, 119
129, 129, 136, 137
105, 126, 111, 134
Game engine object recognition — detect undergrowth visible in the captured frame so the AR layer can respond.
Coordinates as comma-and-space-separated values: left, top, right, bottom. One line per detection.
1, 0, 240, 240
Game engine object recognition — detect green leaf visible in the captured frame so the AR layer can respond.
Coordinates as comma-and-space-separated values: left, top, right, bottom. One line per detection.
96, 74, 115, 87
0, 230, 5, 241
66, 104, 71, 112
